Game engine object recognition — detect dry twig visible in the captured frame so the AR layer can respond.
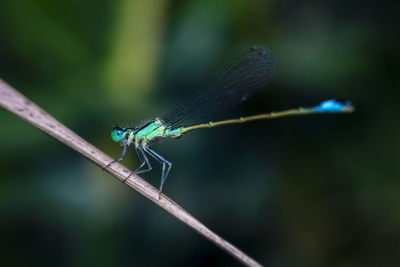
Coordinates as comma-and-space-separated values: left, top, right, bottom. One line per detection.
0, 79, 262, 267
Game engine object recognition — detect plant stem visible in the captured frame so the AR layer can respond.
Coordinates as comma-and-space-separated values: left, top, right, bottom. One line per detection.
0, 79, 262, 267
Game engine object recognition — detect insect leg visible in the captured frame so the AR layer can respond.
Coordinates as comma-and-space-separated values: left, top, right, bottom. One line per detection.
105, 145, 128, 169
134, 146, 152, 174
143, 146, 172, 197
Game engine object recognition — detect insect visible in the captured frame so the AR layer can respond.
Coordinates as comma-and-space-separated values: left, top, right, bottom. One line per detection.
108, 45, 354, 197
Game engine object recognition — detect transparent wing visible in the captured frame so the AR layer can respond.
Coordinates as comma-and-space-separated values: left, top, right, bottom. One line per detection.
161, 45, 278, 127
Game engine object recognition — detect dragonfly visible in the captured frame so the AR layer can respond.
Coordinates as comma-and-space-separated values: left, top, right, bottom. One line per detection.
108, 45, 354, 198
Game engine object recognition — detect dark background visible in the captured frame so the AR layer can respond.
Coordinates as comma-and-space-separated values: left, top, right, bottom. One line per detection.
0, 0, 398, 266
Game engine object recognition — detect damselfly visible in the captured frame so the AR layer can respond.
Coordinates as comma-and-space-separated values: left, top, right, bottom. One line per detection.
108, 45, 354, 197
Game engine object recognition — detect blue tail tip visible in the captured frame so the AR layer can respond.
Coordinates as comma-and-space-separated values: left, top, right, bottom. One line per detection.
313, 99, 354, 112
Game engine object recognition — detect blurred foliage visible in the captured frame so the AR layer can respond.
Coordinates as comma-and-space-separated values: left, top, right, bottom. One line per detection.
0, 0, 399, 266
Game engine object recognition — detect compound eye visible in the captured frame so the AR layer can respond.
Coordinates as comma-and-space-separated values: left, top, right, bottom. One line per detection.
111, 127, 126, 142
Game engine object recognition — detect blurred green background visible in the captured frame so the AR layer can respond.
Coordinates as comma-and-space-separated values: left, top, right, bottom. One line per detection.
0, 0, 398, 266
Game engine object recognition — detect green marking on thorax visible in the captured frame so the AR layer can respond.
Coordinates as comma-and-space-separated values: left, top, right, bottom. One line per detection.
132, 118, 184, 144
134, 119, 164, 142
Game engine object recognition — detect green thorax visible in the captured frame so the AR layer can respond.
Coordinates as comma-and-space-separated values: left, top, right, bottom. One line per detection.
133, 118, 184, 144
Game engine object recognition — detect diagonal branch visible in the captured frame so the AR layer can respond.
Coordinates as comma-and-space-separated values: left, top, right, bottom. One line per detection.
0, 79, 262, 267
